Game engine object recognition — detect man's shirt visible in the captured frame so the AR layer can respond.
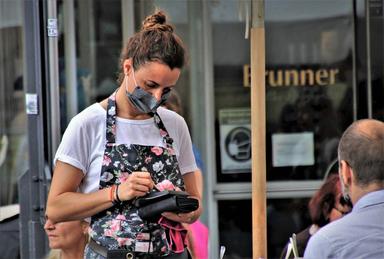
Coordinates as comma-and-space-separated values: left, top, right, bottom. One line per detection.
304, 189, 384, 259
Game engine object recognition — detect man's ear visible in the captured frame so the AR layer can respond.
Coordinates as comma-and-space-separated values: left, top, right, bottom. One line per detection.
339, 160, 353, 186
123, 58, 133, 75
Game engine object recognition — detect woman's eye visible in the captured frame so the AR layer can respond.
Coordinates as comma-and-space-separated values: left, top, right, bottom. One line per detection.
145, 83, 157, 89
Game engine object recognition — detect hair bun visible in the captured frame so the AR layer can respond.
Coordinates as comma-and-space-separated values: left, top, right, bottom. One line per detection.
142, 10, 174, 32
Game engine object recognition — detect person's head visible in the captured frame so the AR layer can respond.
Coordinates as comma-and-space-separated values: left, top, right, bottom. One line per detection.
117, 11, 186, 115
308, 174, 352, 227
338, 119, 384, 204
44, 217, 89, 250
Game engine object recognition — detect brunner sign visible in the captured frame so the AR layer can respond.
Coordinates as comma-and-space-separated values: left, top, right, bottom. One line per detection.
243, 64, 340, 87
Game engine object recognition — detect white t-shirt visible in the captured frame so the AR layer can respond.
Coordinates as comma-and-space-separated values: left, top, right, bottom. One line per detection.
54, 103, 198, 194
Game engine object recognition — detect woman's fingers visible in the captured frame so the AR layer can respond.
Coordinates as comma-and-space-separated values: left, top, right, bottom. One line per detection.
161, 211, 195, 224
118, 171, 154, 201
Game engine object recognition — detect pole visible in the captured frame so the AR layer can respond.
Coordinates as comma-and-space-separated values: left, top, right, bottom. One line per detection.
251, 1, 266, 258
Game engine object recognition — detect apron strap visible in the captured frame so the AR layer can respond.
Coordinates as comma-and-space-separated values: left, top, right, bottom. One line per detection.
105, 92, 117, 144
153, 112, 174, 149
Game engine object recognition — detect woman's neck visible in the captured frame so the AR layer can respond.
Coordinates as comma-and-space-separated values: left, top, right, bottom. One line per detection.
60, 241, 86, 259
60, 250, 83, 259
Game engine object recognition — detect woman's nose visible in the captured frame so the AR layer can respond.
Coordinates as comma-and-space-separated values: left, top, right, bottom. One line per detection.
152, 90, 163, 101
44, 218, 55, 230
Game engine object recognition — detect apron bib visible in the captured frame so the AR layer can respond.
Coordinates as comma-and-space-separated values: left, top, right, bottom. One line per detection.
89, 93, 185, 256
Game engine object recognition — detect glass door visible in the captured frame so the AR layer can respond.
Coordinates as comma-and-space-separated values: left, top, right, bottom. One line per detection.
0, 0, 27, 207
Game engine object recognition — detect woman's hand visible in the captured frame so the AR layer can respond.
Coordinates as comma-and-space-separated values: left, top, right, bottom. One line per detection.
118, 171, 154, 201
161, 170, 203, 224
161, 210, 198, 224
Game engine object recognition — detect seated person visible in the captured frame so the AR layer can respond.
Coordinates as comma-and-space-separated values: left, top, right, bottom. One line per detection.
44, 216, 89, 259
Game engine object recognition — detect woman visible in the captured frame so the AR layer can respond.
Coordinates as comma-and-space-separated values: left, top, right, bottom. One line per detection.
44, 218, 89, 259
46, 10, 201, 259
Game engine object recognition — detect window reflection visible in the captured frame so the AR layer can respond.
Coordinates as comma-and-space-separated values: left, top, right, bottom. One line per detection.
265, 0, 354, 181
0, 1, 27, 205
218, 199, 310, 259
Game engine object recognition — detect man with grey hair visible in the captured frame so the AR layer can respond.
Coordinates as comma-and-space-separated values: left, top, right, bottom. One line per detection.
304, 119, 384, 258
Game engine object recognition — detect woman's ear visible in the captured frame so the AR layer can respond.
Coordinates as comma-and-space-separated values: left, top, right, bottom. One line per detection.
123, 59, 133, 75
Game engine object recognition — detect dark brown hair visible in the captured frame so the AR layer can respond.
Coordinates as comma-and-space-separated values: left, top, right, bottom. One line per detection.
117, 10, 186, 84
338, 119, 384, 186
308, 174, 341, 227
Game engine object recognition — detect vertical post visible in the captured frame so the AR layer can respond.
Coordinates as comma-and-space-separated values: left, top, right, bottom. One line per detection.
63, 0, 78, 121
251, 1, 266, 258
122, 0, 135, 42
47, 0, 61, 164
21, 0, 49, 258
189, 1, 219, 259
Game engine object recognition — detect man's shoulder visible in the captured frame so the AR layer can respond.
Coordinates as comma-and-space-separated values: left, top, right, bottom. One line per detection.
305, 209, 384, 259
304, 217, 351, 258
314, 213, 360, 243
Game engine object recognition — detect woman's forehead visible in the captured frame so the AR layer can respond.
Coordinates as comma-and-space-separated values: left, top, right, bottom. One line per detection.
136, 62, 181, 85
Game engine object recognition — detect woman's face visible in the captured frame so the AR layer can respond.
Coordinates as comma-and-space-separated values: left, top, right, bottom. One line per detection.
125, 60, 181, 103
329, 194, 352, 222
44, 218, 88, 250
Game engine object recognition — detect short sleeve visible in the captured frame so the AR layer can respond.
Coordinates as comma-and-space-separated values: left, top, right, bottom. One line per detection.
174, 117, 198, 175
54, 116, 91, 174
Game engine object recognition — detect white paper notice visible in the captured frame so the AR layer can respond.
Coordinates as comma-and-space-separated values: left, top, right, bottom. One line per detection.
272, 132, 314, 167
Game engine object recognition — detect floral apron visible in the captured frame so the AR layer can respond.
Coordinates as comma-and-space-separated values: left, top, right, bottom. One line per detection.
89, 93, 185, 257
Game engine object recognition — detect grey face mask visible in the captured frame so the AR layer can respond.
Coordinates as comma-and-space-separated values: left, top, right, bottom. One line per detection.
125, 70, 171, 114
126, 86, 171, 114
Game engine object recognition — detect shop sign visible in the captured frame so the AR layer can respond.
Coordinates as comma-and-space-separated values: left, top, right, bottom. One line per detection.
243, 64, 340, 87
219, 108, 251, 173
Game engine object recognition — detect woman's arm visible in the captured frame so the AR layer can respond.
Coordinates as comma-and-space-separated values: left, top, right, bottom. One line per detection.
162, 170, 203, 223
46, 161, 113, 223
46, 161, 154, 223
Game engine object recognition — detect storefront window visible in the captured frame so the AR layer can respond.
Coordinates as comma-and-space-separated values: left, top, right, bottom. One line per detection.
265, 0, 354, 181
0, 0, 27, 206
58, 0, 123, 128
212, 0, 252, 183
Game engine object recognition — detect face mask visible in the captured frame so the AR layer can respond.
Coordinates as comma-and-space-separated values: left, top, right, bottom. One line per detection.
125, 70, 171, 114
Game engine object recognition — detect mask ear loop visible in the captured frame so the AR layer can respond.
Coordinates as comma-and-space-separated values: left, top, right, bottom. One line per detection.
132, 69, 139, 87
124, 70, 130, 93
124, 67, 139, 94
